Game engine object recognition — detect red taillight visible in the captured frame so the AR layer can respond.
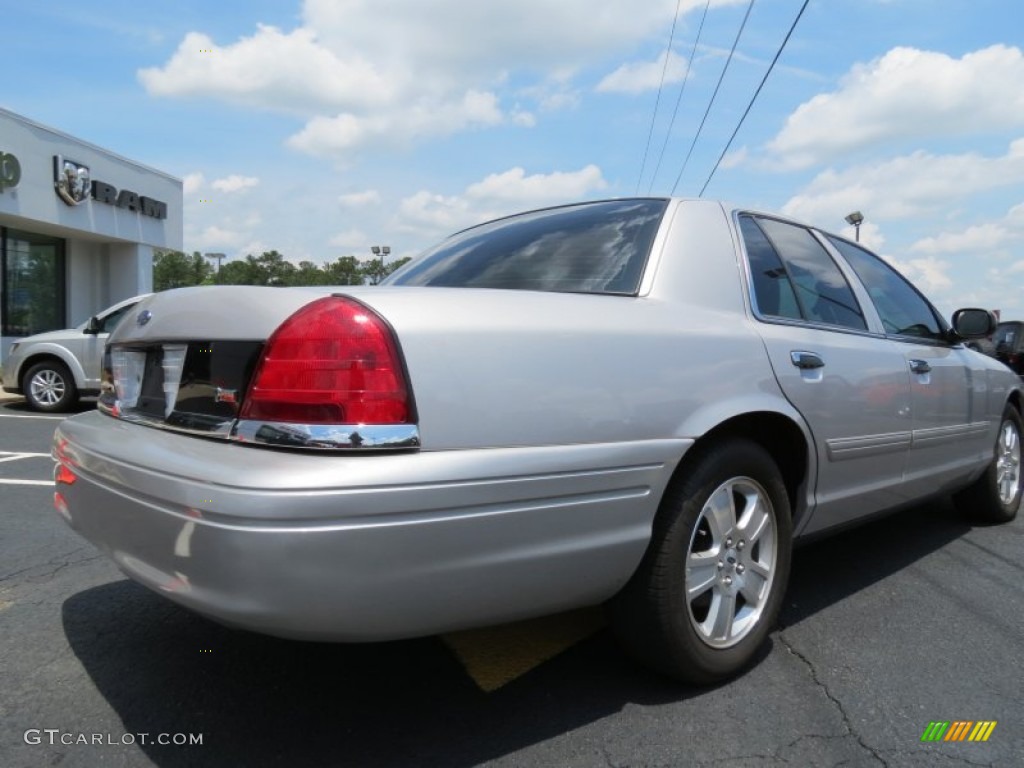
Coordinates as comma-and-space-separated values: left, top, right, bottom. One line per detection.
239, 296, 412, 425
55, 464, 77, 486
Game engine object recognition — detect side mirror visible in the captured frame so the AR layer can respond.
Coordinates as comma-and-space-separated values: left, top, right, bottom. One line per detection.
951, 308, 996, 339
84, 316, 101, 335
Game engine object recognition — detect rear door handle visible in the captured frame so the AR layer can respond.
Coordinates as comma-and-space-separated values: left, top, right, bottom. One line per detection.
790, 351, 825, 370
909, 359, 932, 374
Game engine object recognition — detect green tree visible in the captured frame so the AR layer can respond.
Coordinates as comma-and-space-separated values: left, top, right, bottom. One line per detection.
248, 250, 297, 286
213, 258, 257, 285
362, 255, 412, 285
153, 250, 213, 291
323, 255, 364, 285
213, 251, 295, 285
290, 260, 332, 286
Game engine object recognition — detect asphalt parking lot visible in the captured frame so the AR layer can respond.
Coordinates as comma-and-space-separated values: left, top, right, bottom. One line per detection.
1, 393, 1022, 767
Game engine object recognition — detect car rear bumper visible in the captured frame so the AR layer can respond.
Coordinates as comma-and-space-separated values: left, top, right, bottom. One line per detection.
54, 411, 687, 641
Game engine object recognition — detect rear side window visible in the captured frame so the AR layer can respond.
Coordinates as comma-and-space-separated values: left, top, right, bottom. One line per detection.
740, 217, 801, 320
826, 236, 944, 341
741, 215, 867, 331
387, 199, 667, 295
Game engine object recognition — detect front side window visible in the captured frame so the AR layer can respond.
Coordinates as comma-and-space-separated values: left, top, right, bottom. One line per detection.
387, 199, 668, 295
2, 229, 66, 336
740, 215, 866, 331
827, 236, 944, 341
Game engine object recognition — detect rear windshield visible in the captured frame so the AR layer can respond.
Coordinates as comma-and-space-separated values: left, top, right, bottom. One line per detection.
386, 199, 668, 295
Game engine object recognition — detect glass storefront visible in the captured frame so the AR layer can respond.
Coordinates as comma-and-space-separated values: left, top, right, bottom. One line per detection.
1, 228, 66, 336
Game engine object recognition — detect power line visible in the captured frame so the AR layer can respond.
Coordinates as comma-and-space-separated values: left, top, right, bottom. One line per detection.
669, 0, 756, 196
700, 0, 811, 197
648, 0, 711, 194
635, 0, 684, 194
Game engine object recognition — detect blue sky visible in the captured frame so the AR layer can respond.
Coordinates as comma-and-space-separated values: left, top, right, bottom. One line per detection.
4, 0, 1023, 316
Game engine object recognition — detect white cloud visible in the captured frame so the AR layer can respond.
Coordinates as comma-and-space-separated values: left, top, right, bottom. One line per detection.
397, 191, 481, 235
781, 139, 1024, 226
338, 190, 381, 207
286, 90, 504, 155
511, 108, 537, 127
182, 172, 204, 194
596, 51, 689, 94
234, 240, 267, 259
328, 229, 369, 250
909, 202, 1024, 257
767, 45, 1024, 169
466, 165, 607, 203
910, 223, 1014, 256
212, 174, 260, 193
138, 0, 743, 156
197, 225, 245, 248
138, 27, 392, 115
397, 165, 609, 239
884, 255, 953, 294
720, 146, 747, 170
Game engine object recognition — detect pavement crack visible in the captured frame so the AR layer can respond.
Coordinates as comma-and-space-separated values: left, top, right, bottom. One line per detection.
0, 547, 104, 585
600, 746, 629, 768
876, 749, 994, 768
777, 631, 889, 767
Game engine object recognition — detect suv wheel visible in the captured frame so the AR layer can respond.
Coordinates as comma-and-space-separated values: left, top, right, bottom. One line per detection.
23, 361, 79, 412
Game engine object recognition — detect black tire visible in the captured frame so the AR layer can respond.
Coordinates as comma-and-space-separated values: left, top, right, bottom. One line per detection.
610, 439, 792, 685
22, 360, 78, 412
954, 405, 1022, 524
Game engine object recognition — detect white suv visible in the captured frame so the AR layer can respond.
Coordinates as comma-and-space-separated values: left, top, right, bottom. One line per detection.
1, 294, 151, 412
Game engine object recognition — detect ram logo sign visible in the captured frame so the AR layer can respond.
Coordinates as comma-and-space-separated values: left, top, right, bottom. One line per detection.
54, 155, 91, 205
53, 154, 168, 219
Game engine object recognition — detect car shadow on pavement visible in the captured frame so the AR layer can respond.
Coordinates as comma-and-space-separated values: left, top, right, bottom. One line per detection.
780, 496, 973, 628
61, 582, 689, 767
60, 498, 972, 767
1, 399, 96, 415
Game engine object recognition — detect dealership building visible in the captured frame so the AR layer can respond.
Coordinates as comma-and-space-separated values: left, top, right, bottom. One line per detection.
0, 108, 182, 365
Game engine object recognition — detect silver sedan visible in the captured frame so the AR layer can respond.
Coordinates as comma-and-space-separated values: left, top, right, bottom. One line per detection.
52, 198, 1021, 684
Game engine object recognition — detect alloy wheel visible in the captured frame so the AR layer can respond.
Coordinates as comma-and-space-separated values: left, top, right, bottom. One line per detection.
996, 420, 1021, 507
30, 369, 66, 407
685, 477, 777, 649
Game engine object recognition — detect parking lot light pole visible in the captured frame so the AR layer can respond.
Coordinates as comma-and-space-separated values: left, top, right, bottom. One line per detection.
369, 245, 391, 285
844, 211, 864, 242
204, 252, 226, 272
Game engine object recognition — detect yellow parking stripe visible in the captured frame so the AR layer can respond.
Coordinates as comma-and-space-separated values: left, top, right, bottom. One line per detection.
442, 607, 606, 692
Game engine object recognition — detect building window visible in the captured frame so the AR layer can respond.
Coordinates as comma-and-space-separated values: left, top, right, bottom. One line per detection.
1, 228, 66, 336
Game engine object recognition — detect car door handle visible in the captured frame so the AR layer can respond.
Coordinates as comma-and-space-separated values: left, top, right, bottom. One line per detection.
909, 359, 931, 374
790, 351, 825, 370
